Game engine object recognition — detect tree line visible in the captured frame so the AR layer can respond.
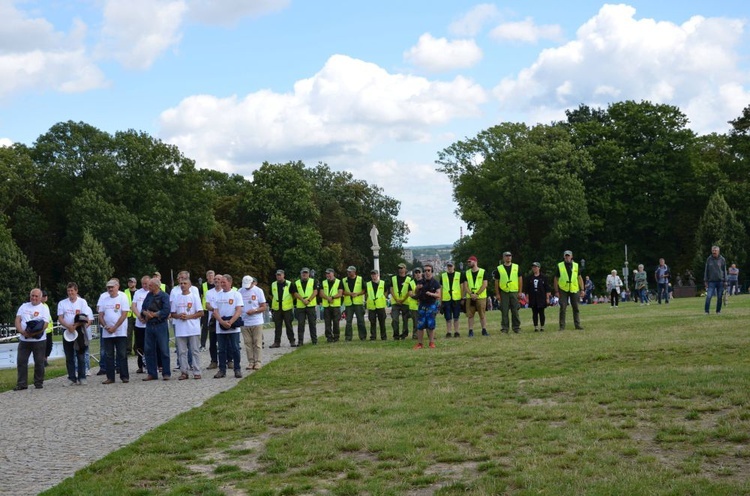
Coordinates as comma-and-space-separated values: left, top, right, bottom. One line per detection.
0, 121, 407, 321
438, 100, 749, 290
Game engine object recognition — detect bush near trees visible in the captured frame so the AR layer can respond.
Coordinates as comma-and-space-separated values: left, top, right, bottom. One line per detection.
440, 100, 750, 287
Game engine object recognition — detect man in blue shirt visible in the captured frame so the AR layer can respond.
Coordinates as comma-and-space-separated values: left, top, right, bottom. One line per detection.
654, 258, 670, 304
413, 264, 441, 349
141, 278, 172, 381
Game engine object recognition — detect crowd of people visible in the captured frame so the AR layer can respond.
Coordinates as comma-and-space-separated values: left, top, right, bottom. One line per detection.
12, 246, 733, 391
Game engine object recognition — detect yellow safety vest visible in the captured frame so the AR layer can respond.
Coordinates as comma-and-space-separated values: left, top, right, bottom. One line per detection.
295, 279, 317, 308
321, 279, 342, 308
496, 264, 519, 292
441, 272, 462, 301
202, 282, 210, 310
366, 281, 386, 310
557, 262, 580, 293
271, 281, 294, 311
43, 303, 54, 333
407, 279, 418, 310
124, 288, 134, 318
391, 275, 412, 302
465, 269, 487, 298
343, 276, 364, 305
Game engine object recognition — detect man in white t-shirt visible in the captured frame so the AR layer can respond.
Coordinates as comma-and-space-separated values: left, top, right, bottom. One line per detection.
97, 278, 131, 384
170, 277, 204, 379
213, 274, 243, 379
239, 275, 267, 370
14, 288, 51, 390
130, 275, 150, 374
204, 274, 223, 370
169, 270, 200, 370
57, 282, 94, 386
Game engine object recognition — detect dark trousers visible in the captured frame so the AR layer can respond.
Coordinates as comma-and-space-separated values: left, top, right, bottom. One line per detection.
134, 326, 145, 369
17, 340, 46, 388
410, 309, 418, 337
63, 338, 87, 381
273, 310, 295, 345
323, 306, 341, 341
345, 304, 367, 341
531, 307, 546, 328
45, 333, 53, 358
610, 289, 620, 306
201, 313, 209, 348
102, 337, 129, 381
499, 291, 521, 331
559, 291, 581, 330
296, 306, 317, 344
368, 308, 387, 340
390, 304, 410, 339
126, 317, 135, 354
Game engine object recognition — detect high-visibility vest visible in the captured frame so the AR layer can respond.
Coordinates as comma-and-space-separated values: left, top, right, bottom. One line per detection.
407, 279, 418, 310
441, 272, 462, 301
366, 281, 386, 310
496, 264, 519, 292
465, 269, 487, 298
124, 288, 134, 317
160, 283, 166, 292
321, 279, 342, 308
343, 276, 364, 305
557, 262, 580, 293
391, 275, 412, 302
202, 282, 210, 310
295, 279, 317, 308
43, 303, 54, 333
271, 281, 294, 311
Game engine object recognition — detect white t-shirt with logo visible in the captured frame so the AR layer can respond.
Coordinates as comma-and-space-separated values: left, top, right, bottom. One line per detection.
57, 297, 94, 339
132, 288, 150, 328
97, 291, 130, 338
239, 286, 266, 327
214, 289, 244, 334
170, 285, 200, 299
205, 287, 221, 322
170, 291, 203, 337
16, 302, 51, 343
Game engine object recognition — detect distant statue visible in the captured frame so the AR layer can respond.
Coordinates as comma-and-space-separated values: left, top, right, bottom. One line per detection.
685, 269, 695, 286
676, 275, 683, 287
370, 225, 380, 250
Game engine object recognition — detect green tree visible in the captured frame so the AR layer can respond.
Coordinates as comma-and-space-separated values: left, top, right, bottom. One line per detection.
65, 229, 114, 303
693, 191, 746, 281
0, 218, 37, 323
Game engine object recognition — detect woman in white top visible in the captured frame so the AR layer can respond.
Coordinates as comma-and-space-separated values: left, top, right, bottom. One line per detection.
606, 270, 623, 308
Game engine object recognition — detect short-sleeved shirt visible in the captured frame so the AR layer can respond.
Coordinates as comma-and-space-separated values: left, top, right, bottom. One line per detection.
239, 286, 267, 326
170, 291, 203, 337
97, 291, 131, 338
214, 289, 244, 334
16, 302, 51, 342
416, 277, 441, 305
132, 288, 150, 328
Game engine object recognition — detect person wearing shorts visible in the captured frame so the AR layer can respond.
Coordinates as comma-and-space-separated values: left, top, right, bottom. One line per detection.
413, 264, 441, 349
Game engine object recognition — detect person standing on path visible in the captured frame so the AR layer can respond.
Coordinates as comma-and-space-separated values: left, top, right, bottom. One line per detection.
141, 277, 171, 381
554, 250, 585, 331
170, 278, 204, 380
97, 279, 130, 384
239, 275, 267, 370
58, 282, 94, 385
704, 245, 728, 315
130, 276, 151, 374
14, 288, 50, 391
213, 274, 244, 378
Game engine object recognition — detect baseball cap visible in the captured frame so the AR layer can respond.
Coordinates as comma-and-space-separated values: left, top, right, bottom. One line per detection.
276, 269, 285, 275
446, 261, 454, 266
413, 268, 422, 273
325, 268, 335, 274
564, 250, 573, 256
106, 278, 118, 288
300, 267, 310, 274
242, 275, 253, 289
346, 265, 356, 272
467, 256, 478, 262
128, 277, 137, 283
370, 269, 378, 274
503, 251, 512, 256
397, 263, 407, 269
532, 262, 541, 267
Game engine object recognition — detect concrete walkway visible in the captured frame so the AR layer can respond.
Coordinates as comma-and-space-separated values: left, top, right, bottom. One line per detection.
0, 325, 312, 496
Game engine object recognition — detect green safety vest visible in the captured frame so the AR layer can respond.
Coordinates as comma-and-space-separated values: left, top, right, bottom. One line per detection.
295, 279, 317, 308
124, 288, 134, 318
441, 272, 462, 301
557, 262, 580, 293
271, 281, 294, 311
366, 281, 386, 310
465, 269, 487, 298
343, 276, 364, 306
496, 264, 519, 292
407, 279, 418, 310
202, 282, 210, 310
391, 275, 412, 302
321, 278, 342, 308
43, 303, 54, 333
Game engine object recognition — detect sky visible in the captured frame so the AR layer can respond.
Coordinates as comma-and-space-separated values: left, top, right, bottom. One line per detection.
1, 1, 749, 247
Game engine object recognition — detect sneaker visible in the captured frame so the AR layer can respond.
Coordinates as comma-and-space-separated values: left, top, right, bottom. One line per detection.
468, 329, 474, 337
213, 371, 226, 379
78, 379, 87, 386
453, 332, 460, 338
199, 346, 206, 352
226, 361, 234, 369
102, 379, 115, 385
96, 369, 106, 376
234, 370, 242, 378
34, 384, 43, 389
68, 380, 77, 386
428, 342, 436, 349
13, 386, 27, 391
482, 329, 490, 336
534, 328, 539, 332
86, 369, 91, 376
269, 343, 281, 348
413, 343, 424, 350
575, 326, 585, 330
540, 328, 545, 332
207, 362, 218, 369
445, 332, 452, 338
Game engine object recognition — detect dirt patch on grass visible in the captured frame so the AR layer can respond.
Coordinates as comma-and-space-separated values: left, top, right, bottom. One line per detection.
186, 428, 280, 479
403, 461, 480, 495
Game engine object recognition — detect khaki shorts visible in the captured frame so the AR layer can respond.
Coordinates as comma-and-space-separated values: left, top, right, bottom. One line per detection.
466, 298, 486, 319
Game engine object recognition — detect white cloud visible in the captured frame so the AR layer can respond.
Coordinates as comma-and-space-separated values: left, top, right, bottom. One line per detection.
0, 137, 13, 147
159, 54, 487, 172
404, 33, 483, 73
186, 0, 289, 25
493, 4, 749, 134
449, 4, 500, 37
490, 17, 564, 43
0, 3, 106, 97
97, 0, 187, 70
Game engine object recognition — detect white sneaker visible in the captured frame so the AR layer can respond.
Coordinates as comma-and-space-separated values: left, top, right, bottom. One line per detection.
86, 369, 92, 376
79, 378, 87, 386
67, 380, 77, 386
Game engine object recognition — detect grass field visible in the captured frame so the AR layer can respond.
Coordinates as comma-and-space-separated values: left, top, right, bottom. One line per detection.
40, 296, 750, 495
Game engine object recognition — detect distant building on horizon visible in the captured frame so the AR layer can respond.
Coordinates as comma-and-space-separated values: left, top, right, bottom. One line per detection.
402, 249, 414, 264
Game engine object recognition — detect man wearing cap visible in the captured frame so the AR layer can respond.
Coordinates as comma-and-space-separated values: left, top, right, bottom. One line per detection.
390, 263, 412, 340
342, 266, 367, 341
366, 270, 388, 340
441, 261, 464, 338
413, 264, 441, 349
125, 277, 137, 355
213, 274, 244, 378
463, 256, 489, 337
554, 250, 585, 331
239, 275, 267, 369
14, 288, 51, 390
170, 277, 204, 379
270, 269, 295, 348
407, 268, 422, 339
58, 282, 94, 386
97, 278, 131, 384
291, 268, 318, 346
493, 251, 523, 334
141, 277, 172, 380
320, 268, 343, 342
525, 263, 551, 332
130, 275, 150, 374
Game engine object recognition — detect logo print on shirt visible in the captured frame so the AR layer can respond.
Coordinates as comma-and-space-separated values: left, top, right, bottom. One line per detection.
187, 303, 192, 310
229, 299, 234, 305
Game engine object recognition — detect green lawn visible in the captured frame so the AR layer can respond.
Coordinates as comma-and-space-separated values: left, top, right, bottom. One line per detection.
42, 296, 750, 495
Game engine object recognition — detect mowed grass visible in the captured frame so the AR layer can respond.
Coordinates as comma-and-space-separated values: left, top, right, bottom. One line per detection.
43, 296, 750, 495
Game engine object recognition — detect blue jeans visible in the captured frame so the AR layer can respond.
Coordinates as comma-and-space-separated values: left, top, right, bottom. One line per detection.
705, 281, 724, 314
638, 288, 647, 303
145, 323, 171, 378
63, 339, 87, 382
217, 332, 240, 372
657, 282, 670, 303
102, 336, 129, 381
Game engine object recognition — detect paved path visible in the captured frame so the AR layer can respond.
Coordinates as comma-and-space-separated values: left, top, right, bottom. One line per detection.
0, 325, 312, 496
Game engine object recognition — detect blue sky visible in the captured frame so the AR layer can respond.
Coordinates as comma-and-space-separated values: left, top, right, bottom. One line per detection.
1, 0, 749, 246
